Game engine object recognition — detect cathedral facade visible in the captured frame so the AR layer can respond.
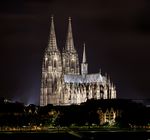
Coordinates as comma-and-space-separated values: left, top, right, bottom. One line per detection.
40, 17, 116, 106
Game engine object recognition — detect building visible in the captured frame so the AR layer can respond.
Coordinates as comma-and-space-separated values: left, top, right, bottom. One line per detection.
97, 107, 118, 125
40, 17, 116, 106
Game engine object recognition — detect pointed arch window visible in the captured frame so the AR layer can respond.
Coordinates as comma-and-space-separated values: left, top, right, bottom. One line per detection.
71, 59, 75, 69
53, 59, 57, 68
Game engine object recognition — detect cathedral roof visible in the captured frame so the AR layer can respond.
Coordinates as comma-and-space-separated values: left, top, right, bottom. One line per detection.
64, 73, 106, 84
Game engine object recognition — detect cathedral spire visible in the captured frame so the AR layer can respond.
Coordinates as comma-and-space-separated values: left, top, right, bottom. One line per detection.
82, 43, 86, 63
48, 16, 58, 50
65, 17, 75, 52
81, 43, 88, 75
62, 17, 80, 75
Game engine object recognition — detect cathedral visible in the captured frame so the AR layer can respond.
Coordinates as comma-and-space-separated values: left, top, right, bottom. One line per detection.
40, 17, 116, 106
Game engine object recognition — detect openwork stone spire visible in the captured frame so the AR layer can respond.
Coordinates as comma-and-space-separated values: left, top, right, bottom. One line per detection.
48, 16, 58, 50
65, 17, 75, 52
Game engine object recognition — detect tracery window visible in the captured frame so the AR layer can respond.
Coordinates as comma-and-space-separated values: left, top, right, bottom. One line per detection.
53, 59, 56, 68
71, 60, 75, 69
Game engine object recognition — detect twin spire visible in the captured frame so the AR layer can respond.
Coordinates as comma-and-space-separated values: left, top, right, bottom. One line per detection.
48, 16, 86, 61
48, 16, 77, 53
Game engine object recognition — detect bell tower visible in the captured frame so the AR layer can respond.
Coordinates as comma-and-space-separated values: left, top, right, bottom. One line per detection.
62, 17, 80, 75
40, 16, 62, 106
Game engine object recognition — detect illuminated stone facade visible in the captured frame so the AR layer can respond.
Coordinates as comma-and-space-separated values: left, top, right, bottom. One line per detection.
40, 17, 116, 106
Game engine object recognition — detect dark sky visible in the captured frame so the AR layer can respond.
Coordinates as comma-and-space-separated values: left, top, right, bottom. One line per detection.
0, 0, 150, 105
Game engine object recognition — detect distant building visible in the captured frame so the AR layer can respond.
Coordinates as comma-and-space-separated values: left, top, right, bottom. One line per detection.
97, 107, 118, 125
40, 17, 117, 106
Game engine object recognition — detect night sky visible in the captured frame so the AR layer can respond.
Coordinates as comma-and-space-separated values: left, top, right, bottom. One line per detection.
0, 0, 150, 105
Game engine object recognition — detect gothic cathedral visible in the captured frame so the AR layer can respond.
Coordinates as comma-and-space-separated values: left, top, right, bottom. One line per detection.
40, 17, 116, 106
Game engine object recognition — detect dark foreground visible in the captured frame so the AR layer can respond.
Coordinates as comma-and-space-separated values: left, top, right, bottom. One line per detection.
0, 130, 150, 140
